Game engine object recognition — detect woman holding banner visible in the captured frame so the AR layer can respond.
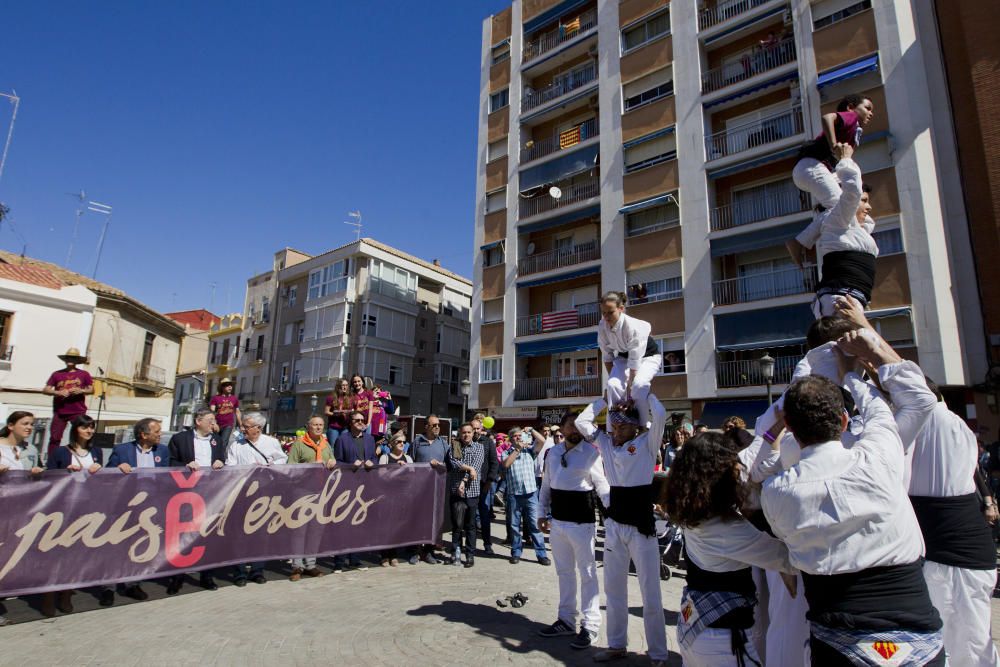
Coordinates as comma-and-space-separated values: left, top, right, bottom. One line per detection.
0, 411, 44, 475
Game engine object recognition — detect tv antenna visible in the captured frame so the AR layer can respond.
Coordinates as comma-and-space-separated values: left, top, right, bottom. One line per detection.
87, 200, 112, 279
344, 210, 362, 241
65, 189, 86, 266
0, 90, 20, 189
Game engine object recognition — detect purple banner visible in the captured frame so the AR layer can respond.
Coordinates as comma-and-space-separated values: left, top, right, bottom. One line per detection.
0, 463, 446, 596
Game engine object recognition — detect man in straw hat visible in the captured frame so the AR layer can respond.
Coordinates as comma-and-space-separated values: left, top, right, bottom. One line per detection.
209, 377, 241, 447
43, 347, 94, 457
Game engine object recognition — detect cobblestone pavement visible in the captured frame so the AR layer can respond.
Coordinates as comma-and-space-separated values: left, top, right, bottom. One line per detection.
0, 518, 998, 666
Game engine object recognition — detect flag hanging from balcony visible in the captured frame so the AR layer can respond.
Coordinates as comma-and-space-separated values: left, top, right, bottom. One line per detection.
560, 125, 582, 149
541, 309, 579, 332
561, 17, 581, 36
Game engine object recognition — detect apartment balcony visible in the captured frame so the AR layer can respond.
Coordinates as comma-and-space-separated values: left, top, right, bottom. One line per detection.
252, 313, 270, 327
522, 62, 597, 113
713, 265, 818, 306
716, 354, 798, 388
519, 176, 599, 219
516, 302, 600, 337
706, 106, 803, 160
710, 178, 810, 232
514, 375, 601, 401
522, 9, 597, 63
699, 0, 776, 31
522, 118, 598, 163
518, 240, 600, 277
134, 362, 166, 391
702, 38, 796, 94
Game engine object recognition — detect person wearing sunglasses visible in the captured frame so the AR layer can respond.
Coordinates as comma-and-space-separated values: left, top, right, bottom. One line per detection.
536, 412, 610, 650
332, 410, 378, 571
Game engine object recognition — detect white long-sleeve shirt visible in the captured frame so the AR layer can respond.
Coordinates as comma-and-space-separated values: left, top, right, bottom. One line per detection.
684, 517, 796, 575
576, 396, 666, 487
538, 441, 611, 516
739, 435, 782, 511
225, 434, 288, 466
761, 363, 926, 575
794, 158, 878, 265
908, 402, 978, 498
598, 313, 652, 371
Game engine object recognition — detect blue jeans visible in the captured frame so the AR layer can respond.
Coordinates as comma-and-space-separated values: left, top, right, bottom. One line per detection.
478, 481, 496, 547
233, 562, 264, 581
327, 428, 342, 445
510, 492, 547, 559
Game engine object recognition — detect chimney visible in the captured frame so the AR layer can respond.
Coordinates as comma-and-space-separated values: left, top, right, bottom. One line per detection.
433, 259, 441, 266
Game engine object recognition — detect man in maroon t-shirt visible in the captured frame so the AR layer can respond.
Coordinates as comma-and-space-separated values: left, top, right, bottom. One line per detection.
209, 378, 241, 447
43, 347, 94, 456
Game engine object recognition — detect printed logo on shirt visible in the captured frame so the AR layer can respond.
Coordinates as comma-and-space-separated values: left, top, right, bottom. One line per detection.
859, 641, 912, 666
627, 445, 637, 455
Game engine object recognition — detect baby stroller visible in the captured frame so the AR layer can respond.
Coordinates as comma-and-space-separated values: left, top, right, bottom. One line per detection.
655, 513, 683, 580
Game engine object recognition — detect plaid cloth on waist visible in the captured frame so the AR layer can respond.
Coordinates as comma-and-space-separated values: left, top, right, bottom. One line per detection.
677, 587, 756, 650
810, 622, 943, 666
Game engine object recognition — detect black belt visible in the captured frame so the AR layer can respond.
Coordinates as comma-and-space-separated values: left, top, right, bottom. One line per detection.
817, 250, 876, 301
550, 489, 596, 524
607, 485, 655, 536
909, 493, 996, 570
615, 336, 660, 360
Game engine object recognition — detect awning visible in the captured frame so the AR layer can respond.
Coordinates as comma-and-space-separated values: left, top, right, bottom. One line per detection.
523, 0, 590, 35
520, 144, 599, 190
518, 204, 600, 234
521, 85, 598, 123
708, 145, 800, 179
710, 220, 810, 257
704, 70, 799, 109
619, 193, 676, 215
517, 264, 599, 289
716, 337, 806, 352
715, 304, 814, 350
623, 125, 676, 150
516, 332, 599, 358
480, 239, 504, 251
817, 54, 880, 89
698, 399, 770, 429
867, 306, 911, 320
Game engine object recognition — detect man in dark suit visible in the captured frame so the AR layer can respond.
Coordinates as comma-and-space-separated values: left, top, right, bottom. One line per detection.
165, 408, 225, 593
332, 410, 377, 570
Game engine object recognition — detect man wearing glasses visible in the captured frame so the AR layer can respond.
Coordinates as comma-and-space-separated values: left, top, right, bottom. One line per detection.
332, 410, 378, 571
411, 415, 450, 564
536, 412, 610, 650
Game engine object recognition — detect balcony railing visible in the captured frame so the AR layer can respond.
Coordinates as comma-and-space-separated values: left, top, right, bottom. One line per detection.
710, 179, 811, 231
519, 176, 599, 219
523, 10, 597, 62
702, 38, 796, 93
716, 354, 799, 388
699, 0, 775, 30
706, 106, 803, 159
0, 345, 11, 361
516, 302, 601, 337
518, 240, 600, 276
522, 118, 598, 163
243, 347, 266, 363
713, 265, 818, 305
522, 62, 598, 112
514, 375, 601, 401
136, 363, 166, 386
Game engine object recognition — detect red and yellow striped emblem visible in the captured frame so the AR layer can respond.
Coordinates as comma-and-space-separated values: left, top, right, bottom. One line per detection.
872, 642, 899, 660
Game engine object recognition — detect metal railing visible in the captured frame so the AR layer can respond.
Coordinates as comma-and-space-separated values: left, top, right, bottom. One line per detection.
702, 38, 796, 93
519, 176, 600, 219
716, 354, 799, 388
521, 117, 598, 163
713, 265, 818, 305
523, 9, 598, 62
514, 375, 601, 401
699, 0, 775, 30
516, 301, 601, 337
244, 347, 266, 363
136, 363, 166, 386
522, 62, 598, 112
710, 179, 811, 231
518, 240, 600, 276
0, 345, 11, 361
706, 106, 803, 159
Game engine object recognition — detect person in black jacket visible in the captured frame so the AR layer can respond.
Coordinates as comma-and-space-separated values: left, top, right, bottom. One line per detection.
473, 417, 500, 555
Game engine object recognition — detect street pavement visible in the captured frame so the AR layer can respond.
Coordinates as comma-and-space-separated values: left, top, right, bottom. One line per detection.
0, 517, 998, 666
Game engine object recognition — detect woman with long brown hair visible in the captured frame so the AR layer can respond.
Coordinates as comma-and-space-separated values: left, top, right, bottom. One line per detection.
324, 377, 352, 445
0, 411, 44, 475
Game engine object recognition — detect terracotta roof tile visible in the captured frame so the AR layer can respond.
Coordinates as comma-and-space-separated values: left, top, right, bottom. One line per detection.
0, 263, 64, 290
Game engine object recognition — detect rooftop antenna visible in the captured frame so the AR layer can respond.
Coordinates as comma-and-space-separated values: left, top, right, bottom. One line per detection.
87, 200, 112, 279
65, 189, 86, 266
344, 210, 362, 242
0, 90, 20, 189
209, 282, 217, 311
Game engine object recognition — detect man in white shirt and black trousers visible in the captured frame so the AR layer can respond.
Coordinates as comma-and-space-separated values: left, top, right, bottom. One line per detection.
577, 394, 669, 666
761, 329, 945, 665
536, 411, 610, 651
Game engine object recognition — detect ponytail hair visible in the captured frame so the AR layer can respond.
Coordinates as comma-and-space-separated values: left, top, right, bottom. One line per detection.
601, 291, 627, 308
0, 411, 34, 438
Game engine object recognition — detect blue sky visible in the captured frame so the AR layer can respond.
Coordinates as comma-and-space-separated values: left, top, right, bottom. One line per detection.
0, 1, 507, 314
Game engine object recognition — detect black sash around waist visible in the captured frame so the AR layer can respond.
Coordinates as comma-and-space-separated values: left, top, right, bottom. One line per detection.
616, 336, 660, 360
685, 558, 756, 629
550, 488, 597, 524
607, 484, 656, 537
817, 250, 877, 300
909, 493, 996, 570
802, 561, 942, 633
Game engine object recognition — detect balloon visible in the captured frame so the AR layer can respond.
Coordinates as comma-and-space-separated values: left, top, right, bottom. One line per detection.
482, 416, 495, 430
295, 429, 306, 437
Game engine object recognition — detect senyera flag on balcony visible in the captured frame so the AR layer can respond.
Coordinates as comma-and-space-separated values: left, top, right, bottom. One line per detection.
0, 464, 446, 597
541, 309, 579, 332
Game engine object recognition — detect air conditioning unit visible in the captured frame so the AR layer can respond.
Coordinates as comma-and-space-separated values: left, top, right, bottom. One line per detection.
783, 9, 793, 25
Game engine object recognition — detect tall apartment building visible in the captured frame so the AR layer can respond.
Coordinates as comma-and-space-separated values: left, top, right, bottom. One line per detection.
268, 238, 473, 431
470, 0, 994, 430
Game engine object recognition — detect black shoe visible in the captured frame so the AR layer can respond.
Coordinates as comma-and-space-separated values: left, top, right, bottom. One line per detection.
483, 545, 495, 555
166, 579, 182, 596
464, 554, 475, 568
251, 574, 267, 585
233, 578, 247, 587
570, 628, 598, 650
538, 619, 575, 638
509, 556, 521, 564
123, 584, 148, 601
538, 556, 552, 566
98, 589, 115, 607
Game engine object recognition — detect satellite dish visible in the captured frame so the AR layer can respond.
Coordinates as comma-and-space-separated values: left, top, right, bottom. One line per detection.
526, 242, 536, 255
549, 186, 563, 199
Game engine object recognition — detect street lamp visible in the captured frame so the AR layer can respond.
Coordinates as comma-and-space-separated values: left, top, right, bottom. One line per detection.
759, 353, 775, 405
310, 394, 318, 415
460, 378, 471, 422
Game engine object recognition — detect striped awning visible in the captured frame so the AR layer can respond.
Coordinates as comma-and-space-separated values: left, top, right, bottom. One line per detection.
619, 193, 675, 215
623, 125, 676, 150
516, 332, 599, 358
704, 70, 799, 109
518, 204, 600, 234
817, 54, 880, 89
516, 265, 600, 289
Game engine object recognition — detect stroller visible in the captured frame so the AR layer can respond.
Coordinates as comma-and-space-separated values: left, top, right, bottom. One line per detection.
655, 513, 684, 580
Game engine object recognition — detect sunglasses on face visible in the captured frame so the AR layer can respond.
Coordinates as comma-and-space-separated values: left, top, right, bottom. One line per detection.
352, 418, 365, 423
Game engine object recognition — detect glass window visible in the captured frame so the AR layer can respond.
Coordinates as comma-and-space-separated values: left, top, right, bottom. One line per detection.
622, 9, 670, 53
483, 244, 504, 268
489, 89, 509, 113
307, 260, 350, 300
481, 357, 502, 383
626, 198, 680, 237
813, 0, 872, 29
656, 336, 686, 374
485, 188, 506, 213
623, 67, 673, 111
624, 132, 676, 173
872, 227, 903, 255
491, 41, 510, 65
482, 297, 504, 323
488, 138, 508, 161
288, 285, 297, 307
626, 262, 683, 304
